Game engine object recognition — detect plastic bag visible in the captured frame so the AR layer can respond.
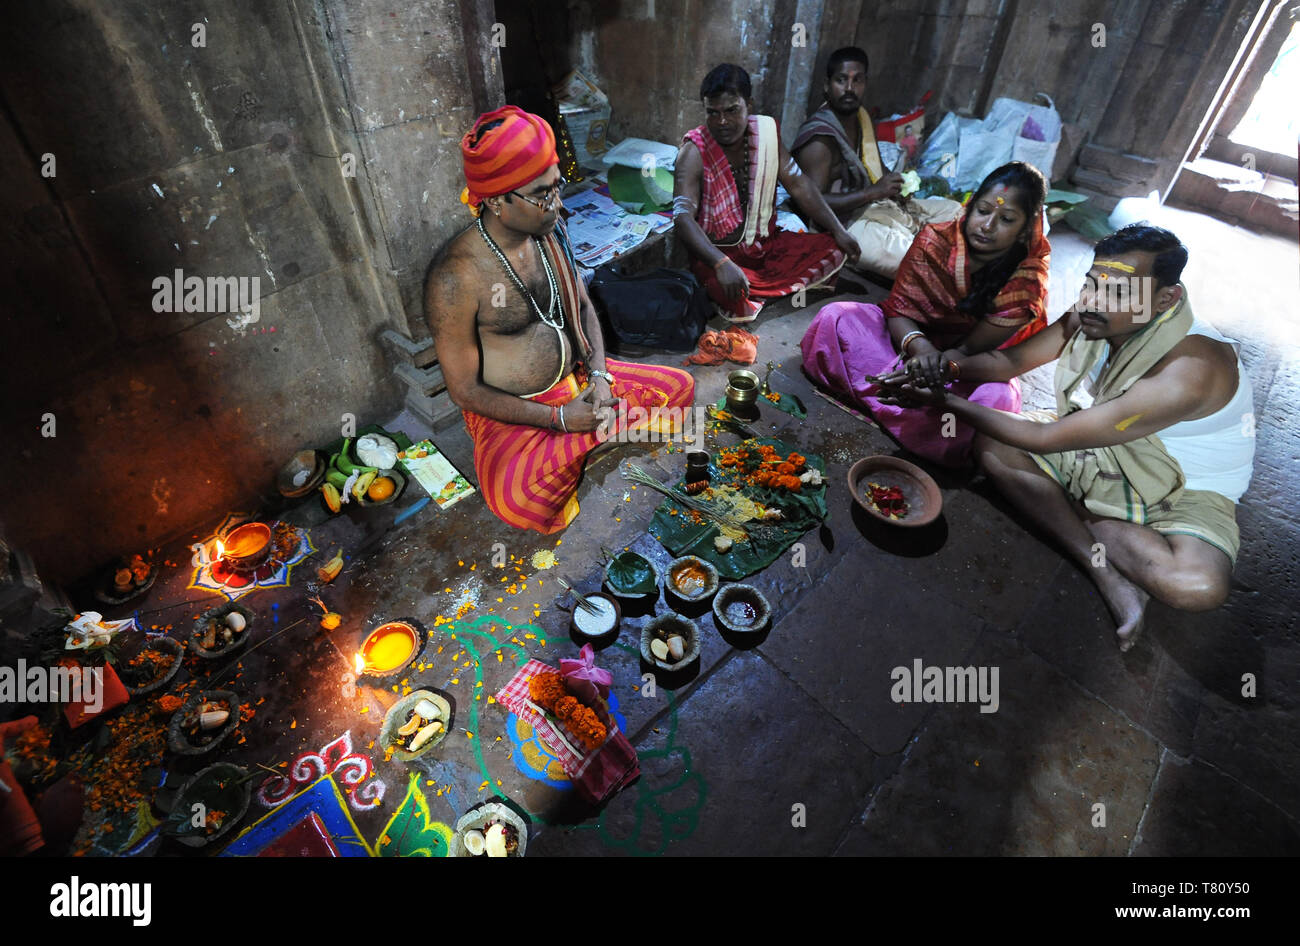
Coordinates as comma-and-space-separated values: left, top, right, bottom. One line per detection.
925, 95, 1062, 191
918, 112, 979, 186
987, 94, 1061, 182
956, 124, 1017, 190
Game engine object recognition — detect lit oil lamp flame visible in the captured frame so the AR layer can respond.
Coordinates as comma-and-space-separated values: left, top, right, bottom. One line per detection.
354, 652, 366, 675
213, 538, 225, 562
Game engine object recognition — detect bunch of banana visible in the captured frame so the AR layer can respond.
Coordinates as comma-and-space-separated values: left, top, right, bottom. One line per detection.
319, 438, 379, 512
395, 698, 445, 752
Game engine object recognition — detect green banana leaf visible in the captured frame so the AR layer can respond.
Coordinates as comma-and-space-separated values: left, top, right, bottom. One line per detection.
649, 438, 827, 580
1058, 200, 1114, 241
714, 390, 806, 421
605, 551, 657, 595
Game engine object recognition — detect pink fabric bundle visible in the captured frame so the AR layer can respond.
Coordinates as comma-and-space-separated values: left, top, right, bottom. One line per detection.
560, 644, 612, 706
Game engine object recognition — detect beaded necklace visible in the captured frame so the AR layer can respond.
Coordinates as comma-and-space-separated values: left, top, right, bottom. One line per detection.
476, 216, 565, 330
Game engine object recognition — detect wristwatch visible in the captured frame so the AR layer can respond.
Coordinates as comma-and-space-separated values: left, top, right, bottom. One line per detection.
589, 368, 615, 385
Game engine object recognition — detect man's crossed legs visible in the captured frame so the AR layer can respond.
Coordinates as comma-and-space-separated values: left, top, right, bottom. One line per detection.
974, 433, 1232, 651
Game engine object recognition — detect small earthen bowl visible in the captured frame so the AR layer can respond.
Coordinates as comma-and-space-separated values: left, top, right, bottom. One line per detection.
641, 614, 701, 673
451, 802, 529, 857
380, 690, 452, 762
170, 763, 251, 849
603, 552, 660, 601
277, 450, 325, 498
167, 689, 241, 756
356, 468, 407, 507
665, 555, 720, 605
712, 583, 771, 633
190, 601, 254, 659
122, 635, 185, 697
569, 591, 621, 639
848, 456, 943, 528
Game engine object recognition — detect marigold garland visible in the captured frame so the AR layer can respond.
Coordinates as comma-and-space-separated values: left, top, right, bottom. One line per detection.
528, 671, 607, 752
717, 444, 807, 492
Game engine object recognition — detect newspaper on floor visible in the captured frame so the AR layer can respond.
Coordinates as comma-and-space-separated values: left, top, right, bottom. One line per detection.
563, 186, 673, 267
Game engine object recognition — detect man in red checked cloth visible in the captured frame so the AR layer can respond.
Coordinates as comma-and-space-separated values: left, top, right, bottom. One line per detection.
674, 63, 861, 323
426, 106, 696, 533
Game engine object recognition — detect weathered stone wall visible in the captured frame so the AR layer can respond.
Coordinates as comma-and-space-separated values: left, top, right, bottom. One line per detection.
0, 0, 487, 583
564, 0, 804, 146
320, 0, 503, 320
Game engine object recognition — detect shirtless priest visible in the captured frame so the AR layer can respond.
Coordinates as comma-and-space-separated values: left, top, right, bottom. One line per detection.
426, 106, 695, 533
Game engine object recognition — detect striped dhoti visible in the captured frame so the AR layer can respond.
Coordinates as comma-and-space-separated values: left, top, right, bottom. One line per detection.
462, 360, 695, 533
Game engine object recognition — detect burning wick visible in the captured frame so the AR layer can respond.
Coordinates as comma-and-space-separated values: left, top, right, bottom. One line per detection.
354, 653, 367, 675
209, 538, 231, 588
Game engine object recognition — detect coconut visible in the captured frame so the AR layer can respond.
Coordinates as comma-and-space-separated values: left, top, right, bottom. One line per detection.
463, 828, 486, 856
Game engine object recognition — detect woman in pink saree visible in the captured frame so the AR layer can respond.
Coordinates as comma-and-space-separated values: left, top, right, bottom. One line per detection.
800, 162, 1051, 467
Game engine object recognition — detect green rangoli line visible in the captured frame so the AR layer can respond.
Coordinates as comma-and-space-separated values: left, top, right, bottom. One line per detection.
443, 615, 558, 792
440, 616, 706, 856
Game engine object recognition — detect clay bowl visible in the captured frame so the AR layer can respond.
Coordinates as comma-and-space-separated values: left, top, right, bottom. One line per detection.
450, 802, 529, 858
357, 621, 422, 679
847, 456, 942, 528
221, 522, 273, 573
169, 763, 252, 848
167, 689, 241, 756
380, 690, 452, 762
569, 591, 621, 639
640, 614, 701, 673
356, 468, 407, 507
190, 601, 254, 659
121, 635, 185, 697
277, 450, 325, 498
712, 583, 771, 634
94, 559, 157, 606
665, 555, 720, 606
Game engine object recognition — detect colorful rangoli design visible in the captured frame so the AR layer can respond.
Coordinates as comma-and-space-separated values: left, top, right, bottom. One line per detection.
504, 690, 627, 789
187, 512, 314, 600
224, 775, 374, 857
256, 731, 386, 812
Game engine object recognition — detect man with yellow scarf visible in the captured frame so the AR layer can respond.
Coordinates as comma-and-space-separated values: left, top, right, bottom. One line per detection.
878, 225, 1254, 652
792, 46, 963, 279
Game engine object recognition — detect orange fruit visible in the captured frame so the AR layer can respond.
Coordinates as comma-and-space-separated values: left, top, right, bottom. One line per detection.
367, 476, 396, 501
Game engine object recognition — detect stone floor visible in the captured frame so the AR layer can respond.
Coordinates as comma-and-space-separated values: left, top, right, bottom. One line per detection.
13, 207, 1298, 857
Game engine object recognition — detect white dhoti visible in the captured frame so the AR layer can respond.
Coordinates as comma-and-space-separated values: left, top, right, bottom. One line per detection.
845, 196, 963, 278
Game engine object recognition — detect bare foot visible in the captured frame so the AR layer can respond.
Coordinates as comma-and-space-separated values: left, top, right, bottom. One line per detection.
1095, 570, 1150, 652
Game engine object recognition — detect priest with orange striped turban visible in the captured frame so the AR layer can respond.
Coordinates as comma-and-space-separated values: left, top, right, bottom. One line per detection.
425, 105, 696, 533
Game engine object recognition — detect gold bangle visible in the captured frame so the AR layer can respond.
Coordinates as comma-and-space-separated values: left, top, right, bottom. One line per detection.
900, 330, 925, 355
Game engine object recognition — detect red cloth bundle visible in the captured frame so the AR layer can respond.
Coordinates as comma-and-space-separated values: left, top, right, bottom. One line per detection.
498, 659, 639, 805
684, 326, 759, 366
